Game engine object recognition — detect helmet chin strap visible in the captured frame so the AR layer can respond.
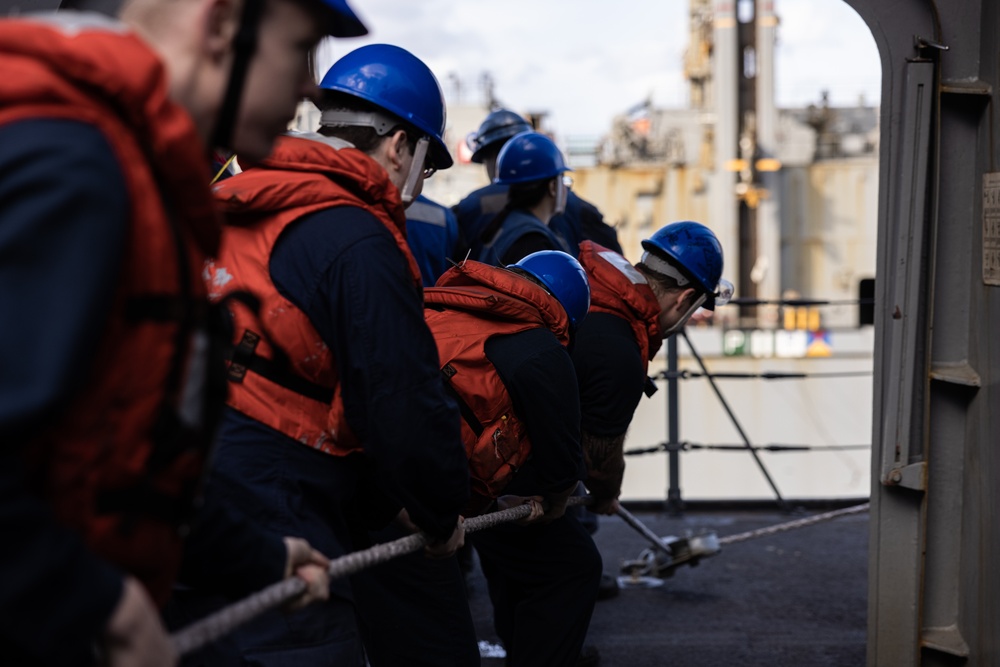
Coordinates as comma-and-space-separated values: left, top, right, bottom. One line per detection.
399, 137, 428, 204
209, 0, 264, 152
554, 176, 568, 215
662, 292, 707, 338
320, 109, 398, 135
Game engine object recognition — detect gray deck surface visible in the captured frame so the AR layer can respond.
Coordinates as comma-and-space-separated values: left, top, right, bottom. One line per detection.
469, 504, 869, 667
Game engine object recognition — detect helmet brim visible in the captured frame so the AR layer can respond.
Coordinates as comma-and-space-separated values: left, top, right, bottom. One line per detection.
429, 136, 454, 170
318, 0, 368, 37
469, 146, 488, 164
469, 139, 503, 164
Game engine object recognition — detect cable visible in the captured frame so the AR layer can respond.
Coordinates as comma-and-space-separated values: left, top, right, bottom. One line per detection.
658, 369, 872, 381
624, 441, 871, 456
725, 297, 875, 307
688, 443, 871, 452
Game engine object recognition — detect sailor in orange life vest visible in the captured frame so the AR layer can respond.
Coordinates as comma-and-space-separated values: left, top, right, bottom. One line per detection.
178, 44, 473, 665
572, 222, 733, 516
0, 0, 366, 665
422, 251, 601, 667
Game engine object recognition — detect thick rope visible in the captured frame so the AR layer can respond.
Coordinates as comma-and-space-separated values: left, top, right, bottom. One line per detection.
717, 502, 870, 546
172, 496, 588, 656
173, 499, 869, 654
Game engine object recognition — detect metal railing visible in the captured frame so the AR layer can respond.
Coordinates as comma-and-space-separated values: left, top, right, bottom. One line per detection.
630, 297, 873, 514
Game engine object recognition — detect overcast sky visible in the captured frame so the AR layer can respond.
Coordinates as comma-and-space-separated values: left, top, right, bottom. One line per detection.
316, 0, 881, 138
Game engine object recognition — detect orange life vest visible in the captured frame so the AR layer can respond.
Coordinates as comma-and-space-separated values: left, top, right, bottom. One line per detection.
424, 261, 571, 512
0, 15, 221, 604
578, 241, 663, 369
206, 133, 421, 455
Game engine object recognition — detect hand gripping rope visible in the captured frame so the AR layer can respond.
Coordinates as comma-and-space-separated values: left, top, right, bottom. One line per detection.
171, 496, 590, 656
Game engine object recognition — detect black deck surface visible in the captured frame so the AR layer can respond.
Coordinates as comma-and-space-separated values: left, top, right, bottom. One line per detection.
469, 504, 870, 667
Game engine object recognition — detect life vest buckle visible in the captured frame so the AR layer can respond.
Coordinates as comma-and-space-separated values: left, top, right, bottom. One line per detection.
227, 330, 261, 383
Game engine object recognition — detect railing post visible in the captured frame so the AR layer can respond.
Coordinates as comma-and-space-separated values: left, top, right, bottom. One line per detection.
666, 334, 683, 515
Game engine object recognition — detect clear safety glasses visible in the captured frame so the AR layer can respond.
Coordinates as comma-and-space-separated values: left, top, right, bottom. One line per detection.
423, 162, 437, 180
714, 279, 735, 307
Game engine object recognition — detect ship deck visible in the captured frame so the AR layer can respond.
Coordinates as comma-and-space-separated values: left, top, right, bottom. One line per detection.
469, 501, 870, 667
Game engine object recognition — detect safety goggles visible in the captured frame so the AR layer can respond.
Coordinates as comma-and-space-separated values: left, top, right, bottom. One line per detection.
714, 279, 735, 307
422, 154, 437, 180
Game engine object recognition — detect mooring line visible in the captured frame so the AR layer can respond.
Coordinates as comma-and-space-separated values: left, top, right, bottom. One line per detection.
172, 496, 589, 656
718, 502, 870, 546
173, 498, 870, 655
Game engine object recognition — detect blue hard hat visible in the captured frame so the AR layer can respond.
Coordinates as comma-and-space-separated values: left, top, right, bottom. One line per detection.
470, 109, 532, 163
317, 0, 368, 37
319, 44, 453, 169
641, 221, 726, 309
510, 251, 591, 328
494, 132, 571, 185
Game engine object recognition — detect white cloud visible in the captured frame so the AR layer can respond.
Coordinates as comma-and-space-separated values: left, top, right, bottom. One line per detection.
320, 0, 881, 136
774, 1, 880, 106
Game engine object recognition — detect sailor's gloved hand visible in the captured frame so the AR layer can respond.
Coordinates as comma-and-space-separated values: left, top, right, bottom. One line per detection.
539, 483, 577, 524
588, 495, 621, 516
425, 516, 465, 560
585, 455, 625, 515
282, 537, 331, 610
497, 494, 545, 525
583, 431, 626, 515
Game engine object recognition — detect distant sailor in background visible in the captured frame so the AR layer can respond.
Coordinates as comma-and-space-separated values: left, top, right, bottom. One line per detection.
454, 108, 622, 262
471, 130, 576, 265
